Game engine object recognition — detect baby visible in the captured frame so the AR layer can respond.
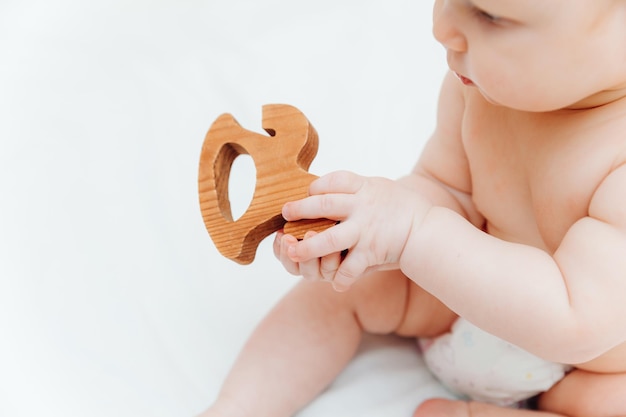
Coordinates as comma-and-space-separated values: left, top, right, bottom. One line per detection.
203, 0, 626, 416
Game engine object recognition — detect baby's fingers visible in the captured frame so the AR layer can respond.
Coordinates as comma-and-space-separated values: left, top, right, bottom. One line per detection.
320, 250, 342, 283
282, 194, 352, 223
309, 171, 365, 195
298, 231, 343, 284
287, 222, 356, 262
277, 233, 301, 276
273, 231, 284, 259
332, 250, 368, 292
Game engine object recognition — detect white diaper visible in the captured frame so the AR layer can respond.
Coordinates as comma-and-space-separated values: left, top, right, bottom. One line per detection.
419, 318, 571, 407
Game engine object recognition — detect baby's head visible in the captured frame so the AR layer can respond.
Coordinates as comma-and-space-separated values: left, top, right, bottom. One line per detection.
433, 0, 626, 111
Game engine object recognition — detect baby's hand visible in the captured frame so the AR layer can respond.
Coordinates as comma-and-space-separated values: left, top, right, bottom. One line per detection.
273, 229, 344, 286
274, 171, 432, 291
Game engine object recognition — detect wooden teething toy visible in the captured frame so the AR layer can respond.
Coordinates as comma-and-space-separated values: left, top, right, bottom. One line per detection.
198, 104, 336, 264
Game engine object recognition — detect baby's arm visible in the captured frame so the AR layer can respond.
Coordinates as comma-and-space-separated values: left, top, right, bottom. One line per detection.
400, 161, 626, 364
278, 71, 484, 286
283, 70, 626, 364
403, 76, 626, 363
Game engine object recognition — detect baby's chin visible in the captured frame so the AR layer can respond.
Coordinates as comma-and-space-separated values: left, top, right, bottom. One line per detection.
477, 87, 567, 112
474, 86, 508, 108
478, 90, 501, 106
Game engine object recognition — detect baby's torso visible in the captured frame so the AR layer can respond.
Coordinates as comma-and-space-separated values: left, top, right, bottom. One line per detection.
462, 91, 626, 371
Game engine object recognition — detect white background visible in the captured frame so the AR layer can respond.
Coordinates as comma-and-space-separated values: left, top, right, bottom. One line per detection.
0, 1, 453, 416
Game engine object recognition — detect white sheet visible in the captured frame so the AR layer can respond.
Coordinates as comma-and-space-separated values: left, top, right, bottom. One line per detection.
0, 1, 457, 416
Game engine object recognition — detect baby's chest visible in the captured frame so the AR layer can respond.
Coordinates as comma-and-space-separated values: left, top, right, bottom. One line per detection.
462, 106, 616, 251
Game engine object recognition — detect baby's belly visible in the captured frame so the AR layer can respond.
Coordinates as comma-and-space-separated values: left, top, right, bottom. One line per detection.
577, 343, 626, 373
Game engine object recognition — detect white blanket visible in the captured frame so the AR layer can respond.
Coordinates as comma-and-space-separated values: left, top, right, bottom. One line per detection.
0, 1, 457, 416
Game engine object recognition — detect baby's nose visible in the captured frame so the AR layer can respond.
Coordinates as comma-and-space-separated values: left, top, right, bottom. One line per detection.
432, 2, 467, 53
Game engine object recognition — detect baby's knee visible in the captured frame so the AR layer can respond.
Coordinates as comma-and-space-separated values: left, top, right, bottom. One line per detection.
350, 269, 456, 337
320, 269, 454, 337
347, 269, 412, 334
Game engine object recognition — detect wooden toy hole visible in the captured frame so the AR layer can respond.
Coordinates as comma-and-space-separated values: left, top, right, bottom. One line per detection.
214, 143, 257, 222
228, 153, 256, 221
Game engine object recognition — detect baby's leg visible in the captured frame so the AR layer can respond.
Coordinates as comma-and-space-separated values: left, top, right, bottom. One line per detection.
201, 269, 455, 417
538, 369, 626, 416
414, 399, 564, 416
414, 368, 626, 417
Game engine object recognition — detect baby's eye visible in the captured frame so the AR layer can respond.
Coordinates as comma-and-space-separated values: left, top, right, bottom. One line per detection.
472, 7, 500, 23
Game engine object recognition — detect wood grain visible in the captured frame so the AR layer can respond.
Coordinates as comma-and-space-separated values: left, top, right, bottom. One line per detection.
198, 104, 336, 264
